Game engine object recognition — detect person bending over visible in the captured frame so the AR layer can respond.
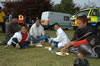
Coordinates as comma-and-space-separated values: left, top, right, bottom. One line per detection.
61, 16, 97, 57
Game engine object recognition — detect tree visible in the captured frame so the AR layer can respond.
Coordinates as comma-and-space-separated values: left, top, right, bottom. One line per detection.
53, 0, 75, 14
4, 0, 53, 19
53, 4, 62, 12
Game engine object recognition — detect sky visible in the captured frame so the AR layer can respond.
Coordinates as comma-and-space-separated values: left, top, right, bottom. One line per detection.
51, 0, 61, 4
51, 0, 100, 7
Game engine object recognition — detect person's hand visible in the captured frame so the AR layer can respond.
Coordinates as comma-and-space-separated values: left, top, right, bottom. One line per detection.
61, 48, 66, 56
33, 35, 38, 39
4, 45, 8, 48
15, 44, 19, 48
40, 41, 43, 44
49, 42, 51, 46
42, 32, 46, 35
61, 48, 66, 52
77, 53, 84, 58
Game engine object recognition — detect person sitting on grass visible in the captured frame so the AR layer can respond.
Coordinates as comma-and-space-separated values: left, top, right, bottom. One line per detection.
29, 19, 49, 44
49, 23, 70, 48
61, 16, 97, 57
4, 25, 30, 49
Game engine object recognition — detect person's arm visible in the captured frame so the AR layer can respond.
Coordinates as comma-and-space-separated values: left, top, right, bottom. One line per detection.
2, 11, 5, 20
6, 24, 13, 38
41, 26, 46, 35
29, 25, 37, 39
61, 42, 73, 54
53, 32, 63, 42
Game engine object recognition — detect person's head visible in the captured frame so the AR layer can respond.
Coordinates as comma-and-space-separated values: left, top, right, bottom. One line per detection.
12, 16, 18, 23
76, 15, 88, 29
5, 17, 8, 22
20, 25, 28, 34
35, 19, 40, 27
54, 23, 60, 31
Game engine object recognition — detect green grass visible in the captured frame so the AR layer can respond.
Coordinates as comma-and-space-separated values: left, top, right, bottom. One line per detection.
0, 30, 100, 66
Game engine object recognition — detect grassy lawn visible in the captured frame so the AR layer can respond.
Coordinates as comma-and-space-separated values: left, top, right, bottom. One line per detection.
0, 30, 100, 66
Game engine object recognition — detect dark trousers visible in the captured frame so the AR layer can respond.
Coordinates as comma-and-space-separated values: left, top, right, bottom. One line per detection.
69, 44, 98, 58
3, 37, 11, 45
12, 38, 30, 49
79, 44, 98, 58
0, 22, 5, 33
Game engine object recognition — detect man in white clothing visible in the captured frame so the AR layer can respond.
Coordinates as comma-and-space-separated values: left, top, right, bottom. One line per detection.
49, 23, 70, 48
29, 19, 49, 43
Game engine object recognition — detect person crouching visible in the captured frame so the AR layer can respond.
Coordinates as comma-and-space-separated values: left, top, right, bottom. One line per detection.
4, 25, 30, 49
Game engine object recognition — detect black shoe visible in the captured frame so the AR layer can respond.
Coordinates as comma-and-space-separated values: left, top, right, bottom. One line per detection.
74, 58, 82, 66
81, 59, 89, 66
0, 42, 3, 45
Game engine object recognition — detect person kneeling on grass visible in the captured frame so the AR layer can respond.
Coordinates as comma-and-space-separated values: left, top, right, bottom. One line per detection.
61, 16, 100, 58
49, 23, 70, 48
4, 25, 30, 49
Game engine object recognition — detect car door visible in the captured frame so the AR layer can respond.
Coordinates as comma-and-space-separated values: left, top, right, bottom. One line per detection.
91, 9, 100, 23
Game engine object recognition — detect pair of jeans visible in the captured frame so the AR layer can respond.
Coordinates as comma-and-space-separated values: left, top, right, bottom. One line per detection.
0, 22, 5, 33
12, 38, 30, 49
50, 40, 58, 47
30, 35, 49, 43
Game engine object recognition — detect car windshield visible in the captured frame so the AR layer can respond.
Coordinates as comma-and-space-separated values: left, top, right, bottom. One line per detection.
75, 10, 89, 17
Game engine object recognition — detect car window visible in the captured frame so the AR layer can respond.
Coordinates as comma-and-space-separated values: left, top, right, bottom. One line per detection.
75, 10, 89, 17
92, 9, 100, 16
64, 16, 69, 21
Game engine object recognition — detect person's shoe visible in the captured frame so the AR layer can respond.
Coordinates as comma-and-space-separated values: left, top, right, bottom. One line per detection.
81, 59, 89, 66
0, 42, 3, 45
74, 58, 82, 66
15, 44, 20, 49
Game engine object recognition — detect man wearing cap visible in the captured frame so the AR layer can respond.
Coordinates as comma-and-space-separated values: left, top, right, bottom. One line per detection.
0, 7, 5, 33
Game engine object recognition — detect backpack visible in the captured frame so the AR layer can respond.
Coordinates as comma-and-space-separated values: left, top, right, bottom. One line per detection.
74, 58, 89, 66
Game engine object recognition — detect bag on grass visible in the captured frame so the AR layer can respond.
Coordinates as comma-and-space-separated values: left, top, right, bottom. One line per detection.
74, 58, 89, 66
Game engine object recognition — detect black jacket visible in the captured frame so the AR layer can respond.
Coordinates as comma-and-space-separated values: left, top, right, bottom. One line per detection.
71, 26, 96, 43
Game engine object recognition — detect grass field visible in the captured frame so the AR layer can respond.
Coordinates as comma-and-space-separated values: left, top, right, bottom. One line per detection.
0, 30, 100, 66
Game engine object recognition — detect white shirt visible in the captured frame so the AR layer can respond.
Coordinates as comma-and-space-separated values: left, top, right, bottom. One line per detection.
8, 14, 12, 22
7, 31, 29, 45
51, 28, 70, 48
29, 23, 44, 36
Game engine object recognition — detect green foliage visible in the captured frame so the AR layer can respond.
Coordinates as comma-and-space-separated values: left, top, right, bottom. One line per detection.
53, 0, 75, 14
4, 0, 53, 19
